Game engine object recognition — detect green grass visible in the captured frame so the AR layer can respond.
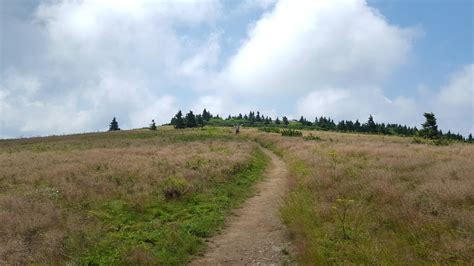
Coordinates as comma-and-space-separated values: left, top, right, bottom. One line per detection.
69, 147, 269, 265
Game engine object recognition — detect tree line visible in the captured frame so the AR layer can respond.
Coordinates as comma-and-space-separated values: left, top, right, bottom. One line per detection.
107, 110, 472, 142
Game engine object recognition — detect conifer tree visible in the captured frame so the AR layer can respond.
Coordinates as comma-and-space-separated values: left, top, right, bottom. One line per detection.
185, 111, 197, 128
275, 117, 281, 124
202, 109, 211, 121
109, 117, 120, 131
174, 110, 185, 129
468, 133, 473, 142
149, 119, 157, 130
196, 114, 204, 127
282, 116, 289, 126
419, 112, 439, 139
366, 115, 376, 133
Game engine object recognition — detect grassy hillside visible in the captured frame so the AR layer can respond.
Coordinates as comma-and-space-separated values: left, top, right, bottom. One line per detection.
250, 129, 474, 264
1, 126, 473, 264
0, 127, 269, 264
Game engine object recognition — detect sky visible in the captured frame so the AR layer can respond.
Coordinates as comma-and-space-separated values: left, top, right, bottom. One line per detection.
0, 0, 473, 139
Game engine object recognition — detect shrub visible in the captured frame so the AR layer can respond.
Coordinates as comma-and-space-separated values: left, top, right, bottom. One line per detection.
303, 134, 322, 141
281, 129, 303, 137
259, 127, 281, 133
161, 176, 192, 200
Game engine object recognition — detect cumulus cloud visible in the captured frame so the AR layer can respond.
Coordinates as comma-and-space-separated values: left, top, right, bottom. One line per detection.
1, 0, 471, 138
1, 0, 221, 138
297, 64, 473, 135
434, 64, 473, 135
220, 0, 417, 96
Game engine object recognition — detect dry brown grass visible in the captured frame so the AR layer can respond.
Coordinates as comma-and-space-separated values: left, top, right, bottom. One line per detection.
0, 128, 254, 264
249, 129, 474, 264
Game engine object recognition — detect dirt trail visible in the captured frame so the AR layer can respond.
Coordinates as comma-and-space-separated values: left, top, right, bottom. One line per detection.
191, 147, 293, 265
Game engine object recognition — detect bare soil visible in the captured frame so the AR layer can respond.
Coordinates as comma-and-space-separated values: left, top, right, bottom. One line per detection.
191, 147, 293, 265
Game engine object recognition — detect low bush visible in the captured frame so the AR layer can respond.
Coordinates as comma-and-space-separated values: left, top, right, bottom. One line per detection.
281, 129, 302, 137
259, 127, 281, 133
303, 134, 322, 141
162, 176, 192, 200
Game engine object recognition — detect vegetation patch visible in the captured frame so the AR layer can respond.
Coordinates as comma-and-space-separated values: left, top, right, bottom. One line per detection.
252, 129, 474, 264
74, 148, 269, 264
280, 129, 303, 137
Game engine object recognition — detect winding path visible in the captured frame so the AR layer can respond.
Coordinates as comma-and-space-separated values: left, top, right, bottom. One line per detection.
191, 147, 293, 265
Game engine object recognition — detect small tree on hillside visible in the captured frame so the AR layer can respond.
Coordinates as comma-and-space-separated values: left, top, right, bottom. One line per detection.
282, 116, 289, 126
174, 110, 185, 129
150, 119, 157, 130
419, 112, 439, 139
275, 117, 281, 124
196, 114, 204, 127
202, 109, 212, 121
109, 117, 120, 131
185, 111, 197, 128
366, 115, 376, 133
468, 133, 473, 143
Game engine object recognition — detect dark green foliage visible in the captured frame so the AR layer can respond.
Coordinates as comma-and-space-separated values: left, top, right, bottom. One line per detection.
196, 115, 204, 127
202, 109, 212, 122
168, 110, 465, 141
149, 120, 157, 130
185, 111, 197, 128
109, 117, 120, 131
173, 111, 185, 129
281, 129, 303, 137
419, 112, 439, 139
259, 127, 281, 133
468, 133, 473, 143
366, 115, 377, 133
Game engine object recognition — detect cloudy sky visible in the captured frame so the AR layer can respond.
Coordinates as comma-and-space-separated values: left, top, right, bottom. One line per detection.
0, 0, 472, 138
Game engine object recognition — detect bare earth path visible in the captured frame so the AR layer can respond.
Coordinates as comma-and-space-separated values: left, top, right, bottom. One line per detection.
191, 147, 293, 265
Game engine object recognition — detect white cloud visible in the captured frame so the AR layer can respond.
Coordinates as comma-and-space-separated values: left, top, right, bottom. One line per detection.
1, 0, 471, 138
434, 64, 473, 134
1, 0, 223, 138
220, 0, 417, 96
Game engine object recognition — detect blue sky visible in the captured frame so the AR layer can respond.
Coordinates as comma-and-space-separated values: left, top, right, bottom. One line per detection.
0, 0, 472, 138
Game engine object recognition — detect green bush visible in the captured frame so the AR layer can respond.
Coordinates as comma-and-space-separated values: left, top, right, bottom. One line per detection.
259, 127, 281, 133
162, 176, 192, 200
281, 129, 303, 137
303, 134, 322, 141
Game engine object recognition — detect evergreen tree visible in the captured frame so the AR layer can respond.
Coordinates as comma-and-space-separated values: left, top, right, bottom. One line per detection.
366, 115, 376, 133
354, 120, 361, 132
419, 112, 439, 139
238, 113, 243, 119
174, 110, 185, 129
202, 109, 211, 121
468, 133, 473, 142
109, 117, 120, 131
149, 119, 157, 130
282, 116, 289, 126
185, 111, 197, 128
275, 117, 281, 124
196, 114, 204, 127
299, 116, 305, 124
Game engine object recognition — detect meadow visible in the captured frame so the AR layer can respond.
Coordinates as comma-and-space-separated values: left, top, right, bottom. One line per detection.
1, 126, 473, 264
250, 129, 474, 264
0, 127, 268, 264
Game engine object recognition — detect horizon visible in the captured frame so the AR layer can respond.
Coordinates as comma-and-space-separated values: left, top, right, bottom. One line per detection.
1, 0, 473, 138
